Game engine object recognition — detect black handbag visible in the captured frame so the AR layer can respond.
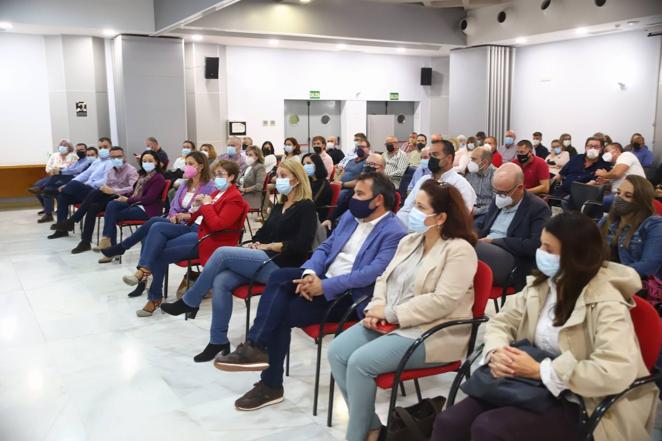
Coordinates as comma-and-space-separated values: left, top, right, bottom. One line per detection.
460, 340, 558, 414
385, 395, 446, 441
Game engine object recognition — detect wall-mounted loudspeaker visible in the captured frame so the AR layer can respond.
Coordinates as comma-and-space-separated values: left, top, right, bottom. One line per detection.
205, 57, 219, 79
420, 67, 432, 86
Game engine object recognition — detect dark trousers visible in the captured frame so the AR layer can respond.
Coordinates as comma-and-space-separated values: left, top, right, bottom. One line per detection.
247, 268, 355, 388
431, 397, 581, 441
74, 190, 115, 243
102, 200, 150, 244
56, 180, 93, 222
39, 175, 74, 214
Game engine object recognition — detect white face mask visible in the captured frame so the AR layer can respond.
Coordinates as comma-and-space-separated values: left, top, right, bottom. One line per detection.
563, 139, 571, 147
586, 149, 600, 160
483, 143, 492, 151
246, 156, 256, 166
532, 139, 540, 146
467, 161, 480, 174
495, 194, 513, 209
602, 152, 613, 163
326, 142, 334, 150
466, 143, 475, 150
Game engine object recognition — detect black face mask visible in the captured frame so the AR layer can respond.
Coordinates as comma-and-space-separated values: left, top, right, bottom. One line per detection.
363, 165, 376, 174
632, 142, 641, 150
385, 143, 395, 152
242, 143, 249, 150
76, 150, 86, 159
613, 196, 635, 217
262, 148, 272, 156
517, 153, 530, 164
355, 147, 366, 158
313, 146, 322, 154
428, 156, 443, 174
416, 143, 425, 150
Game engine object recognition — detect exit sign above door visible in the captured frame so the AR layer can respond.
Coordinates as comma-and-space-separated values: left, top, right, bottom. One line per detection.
309, 90, 321, 100
389, 92, 399, 101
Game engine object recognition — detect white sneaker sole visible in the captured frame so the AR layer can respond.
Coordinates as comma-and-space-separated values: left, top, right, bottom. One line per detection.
213, 361, 269, 372
235, 395, 284, 411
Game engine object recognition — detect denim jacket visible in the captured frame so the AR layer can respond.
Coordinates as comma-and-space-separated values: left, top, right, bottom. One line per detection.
602, 215, 662, 279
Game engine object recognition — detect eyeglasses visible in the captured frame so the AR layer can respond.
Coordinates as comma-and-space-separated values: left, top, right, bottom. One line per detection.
215, 171, 229, 177
493, 183, 518, 197
365, 162, 380, 168
431, 140, 442, 144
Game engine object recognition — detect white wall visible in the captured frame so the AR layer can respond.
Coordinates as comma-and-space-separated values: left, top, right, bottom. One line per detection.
0, 33, 53, 165
224, 46, 434, 150
449, 46, 490, 138
511, 31, 661, 152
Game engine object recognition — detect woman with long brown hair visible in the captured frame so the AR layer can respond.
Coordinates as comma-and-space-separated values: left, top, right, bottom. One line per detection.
328, 180, 478, 441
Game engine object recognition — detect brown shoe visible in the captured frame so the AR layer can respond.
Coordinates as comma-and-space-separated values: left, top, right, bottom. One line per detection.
235, 381, 284, 411
136, 299, 161, 317
213, 342, 269, 372
93, 237, 112, 252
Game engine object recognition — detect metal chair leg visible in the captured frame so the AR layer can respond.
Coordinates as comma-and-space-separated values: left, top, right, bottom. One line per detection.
96, 217, 101, 245
313, 337, 323, 416
246, 217, 254, 240
285, 346, 290, 377
244, 297, 251, 339
414, 378, 423, 402
165, 266, 169, 301
493, 298, 500, 313
399, 382, 406, 397
327, 374, 335, 427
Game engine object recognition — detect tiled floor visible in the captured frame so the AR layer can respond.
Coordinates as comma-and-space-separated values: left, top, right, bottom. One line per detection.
2, 207, 661, 441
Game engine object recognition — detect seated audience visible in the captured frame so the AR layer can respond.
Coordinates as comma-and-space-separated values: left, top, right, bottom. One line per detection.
328, 180, 478, 441
484, 136, 502, 167
219, 137, 247, 173
241, 137, 253, 153
200, 143, 217, 162
401, 132, 418, 153
560, 132, 578, 157
239, 145, 266, 211
399, 140, 476, 224
596, 142, 646, 209
50, 147, 139, 254
407, 134, 427, 166
302, 153, 332, 221
600, 175, 662, 280
282, 137, 302, 163
452, 134, 471, 174
409, 146, 432, 193
498, 130, 517, 163
171, 140, 196, 172
311, 135, 334, 176
475, 131, 486, 147
140, 137, 169, 168
125, 160, 248, 317
338, 132, 368, 170
532, 131, 549, 158
466, 136, 477, 152
512, 140, 550, 194
212, 173, 407, 411
95, 150, 166, 257
326, 136, 345, 165
625, 133, 654, 167
261, 141, 274, 158
475, 163, 551, 289
544, 139, 569, 177
465, 147, 496, 220
432, 212, 658, 441
29, 138, 76, 194
553, 137, 611, 199
161, 160, 318, 360
382, 136, 410, 188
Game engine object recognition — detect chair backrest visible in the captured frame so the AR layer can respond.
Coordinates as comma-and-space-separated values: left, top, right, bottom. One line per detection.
392, 191, 402, 213
329, 166, 336, 181
630, 295, 662, 371
328, 182, 342, 218
161, 179, 172, 202
570, 181, 605, 206
644, 166, 657, 182
398, 166, 417, 199
472, 260, 494, 318
653, 199, 662, 216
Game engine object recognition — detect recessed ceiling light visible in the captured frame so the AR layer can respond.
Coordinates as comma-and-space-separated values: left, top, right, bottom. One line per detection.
396, 47, 406, 53
0, 22, 13, 31
575, 27, 588, 35
300, 0, 311, 3
102, 29, 116, 37
515, 37, 527, 44
627, 20, 639, 26
336, 43, 347, 50
192, 34, 203, 41
268, 39, 279, 46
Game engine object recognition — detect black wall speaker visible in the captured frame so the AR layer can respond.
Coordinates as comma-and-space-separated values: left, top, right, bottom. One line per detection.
420, 67, 432, 86
205, 57, 219, 79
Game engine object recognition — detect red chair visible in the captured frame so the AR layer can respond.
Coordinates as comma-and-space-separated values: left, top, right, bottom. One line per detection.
329, 167, 336, 181
393, 192, 401, 213
654, 199, 662, 216
320, 182, 341, 220
327, 260, 493, 427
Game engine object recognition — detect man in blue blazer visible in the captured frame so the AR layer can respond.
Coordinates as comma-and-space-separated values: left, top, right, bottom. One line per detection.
214, 172, 407, 411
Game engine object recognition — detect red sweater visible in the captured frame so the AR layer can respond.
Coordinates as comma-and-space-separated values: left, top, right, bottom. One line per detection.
190, 185, 248, 265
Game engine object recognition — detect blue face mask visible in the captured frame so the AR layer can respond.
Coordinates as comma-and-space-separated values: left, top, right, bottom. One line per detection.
284, 145, 294, 154
408, 207, 435, 233
98, 148, 110, 159
276, 178, 293, 195
58, 146, 68, 154
182, 148, 191, 156
504, 136, 514, 145
214, 177, 228, 191
419, 159, 429, 170
303, 163, 315, 177
87, 156, 96, 163
227, 146, 236, 156
111, 158, 124, 168
142, 162, 156, 173
536, 248, 561, 278
348, 196, 376, 219
553, 147, 562, 155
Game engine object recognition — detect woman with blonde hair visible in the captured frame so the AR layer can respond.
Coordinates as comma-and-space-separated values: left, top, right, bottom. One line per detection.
199, 143, 218, 162
161, 159, 318, 362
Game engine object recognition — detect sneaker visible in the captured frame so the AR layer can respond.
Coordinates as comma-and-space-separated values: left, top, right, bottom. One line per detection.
234, 381, 284, 411
213, 342, 269, 372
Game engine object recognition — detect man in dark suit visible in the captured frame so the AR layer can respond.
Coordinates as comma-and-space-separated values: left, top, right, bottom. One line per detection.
475, 163, 551, 290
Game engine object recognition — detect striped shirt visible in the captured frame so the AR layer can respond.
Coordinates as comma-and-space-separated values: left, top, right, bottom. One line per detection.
382, 149, 409, 188
465, 164, 496, 216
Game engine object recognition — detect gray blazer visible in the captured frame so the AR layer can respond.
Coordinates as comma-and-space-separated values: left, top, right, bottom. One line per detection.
241, 162, 266, 209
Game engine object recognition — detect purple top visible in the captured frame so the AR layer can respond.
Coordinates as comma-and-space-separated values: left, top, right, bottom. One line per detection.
127, 172, 167, 218
168, 180, 215, 217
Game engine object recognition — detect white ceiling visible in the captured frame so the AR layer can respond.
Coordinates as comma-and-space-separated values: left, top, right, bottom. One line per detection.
360, 0, 508, 9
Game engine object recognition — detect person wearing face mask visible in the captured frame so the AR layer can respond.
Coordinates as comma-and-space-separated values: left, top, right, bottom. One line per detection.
340, 139, 371, 188
161, 159, 317, 358
200, 143, 218, 162
338, 133, 368, 170
29, 138, 77, 203
407, 134, 427, 166
302, 153, 332, 221
282, 137, 301, 163
483, 136, 502, 167
544, 139, 569, 177
559, 133, 578, 158
219, 136, 247, 173
498, 130, 517, 163
432, 212, 657, 441
139, 136, 169, 169
325, 135, 345, 165
212, 172, 406, 412
241, 137, 253, 153
512, 140, 550, 195
531, 131, 549, 158
475, 131, 486, 147
600, 175, 662, 283
408, 146, 432, 193
475, 163, 551, 290
595, 142, 646, 210
239, 145, 267, 211
625, 133, 654, 167
126, 161, 248, 318
329, 180, 478, 441
398, 139, 476, 226
49, 138, 115, 233
452, 134, 472, 174
402, 132, 418, 154
170, 140, 196, 172
382, 135, 411, 188
51, 147, 139, 254
94, 151, 166, 257
466, 147, 496, 220
553, 137, 611, 201
311, 135, 334, 176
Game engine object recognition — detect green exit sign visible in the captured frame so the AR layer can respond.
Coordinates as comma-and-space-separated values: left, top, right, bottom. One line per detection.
309, 90, 321, 100
389, 92, 399, 101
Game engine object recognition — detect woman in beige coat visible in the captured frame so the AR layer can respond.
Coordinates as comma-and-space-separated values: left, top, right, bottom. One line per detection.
239, 145, 266, 210
433, 212, 658, 441
328, 180, 478, 441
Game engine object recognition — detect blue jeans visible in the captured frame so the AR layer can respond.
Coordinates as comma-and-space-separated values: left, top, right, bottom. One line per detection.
247, 267, 356, 388
139, 222, 198, 301
182, 247, 280, 345
56, 180, 93, 222
102, 200, 150, 244
119, 216, 172, 250
328, 324, 431, 441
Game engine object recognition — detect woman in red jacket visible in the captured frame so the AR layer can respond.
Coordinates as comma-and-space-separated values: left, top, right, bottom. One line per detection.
123, 160, 248, 317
